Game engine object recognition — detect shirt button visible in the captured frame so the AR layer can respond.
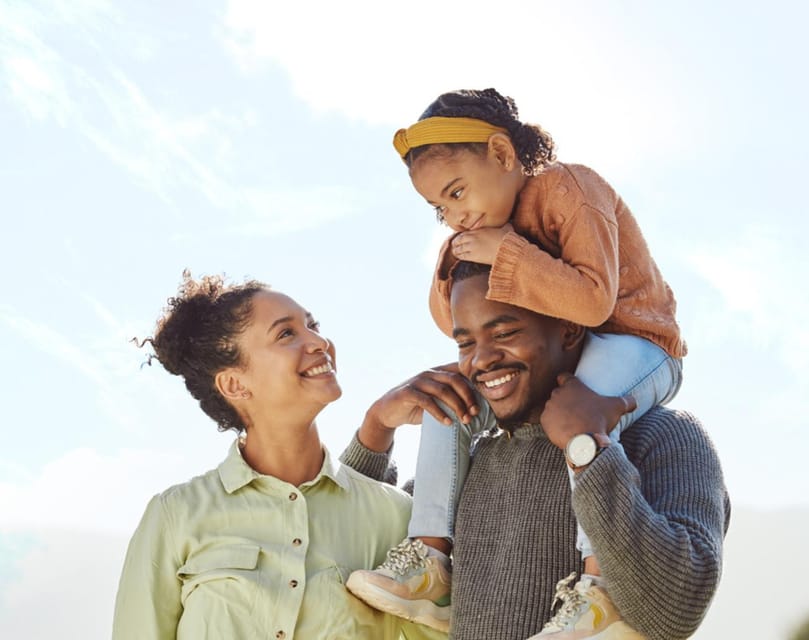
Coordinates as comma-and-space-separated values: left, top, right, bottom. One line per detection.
292, 538, 302, 546
289, 579, 298, 588
276, 631, 286, 639
288, 492, 297, 501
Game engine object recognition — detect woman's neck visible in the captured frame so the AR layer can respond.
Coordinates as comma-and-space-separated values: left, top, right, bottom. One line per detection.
240, 418, 324, 486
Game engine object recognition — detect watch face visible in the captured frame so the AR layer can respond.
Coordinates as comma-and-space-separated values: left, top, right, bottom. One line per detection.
567, 434, 597, 466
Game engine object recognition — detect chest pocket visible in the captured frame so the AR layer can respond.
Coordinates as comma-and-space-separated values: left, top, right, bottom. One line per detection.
177, 543, 261, 610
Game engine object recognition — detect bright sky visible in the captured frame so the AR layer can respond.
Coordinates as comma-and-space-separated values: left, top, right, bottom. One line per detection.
1, 0, 808, 637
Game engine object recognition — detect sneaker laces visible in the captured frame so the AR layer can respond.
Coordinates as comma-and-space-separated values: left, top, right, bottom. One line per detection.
542, 572, 587, 632
377, 539, 429, 576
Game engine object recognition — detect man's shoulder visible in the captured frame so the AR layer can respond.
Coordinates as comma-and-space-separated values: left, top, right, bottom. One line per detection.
623, 406, 713, 454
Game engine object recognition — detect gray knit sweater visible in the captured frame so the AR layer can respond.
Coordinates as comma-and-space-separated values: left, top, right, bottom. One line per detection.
340, 407, 730, 640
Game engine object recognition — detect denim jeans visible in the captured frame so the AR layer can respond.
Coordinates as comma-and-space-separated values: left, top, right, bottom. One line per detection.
571, 332, 682, 558
407, 332, 682, 547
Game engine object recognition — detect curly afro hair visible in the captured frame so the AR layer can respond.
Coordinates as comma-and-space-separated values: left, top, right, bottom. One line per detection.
143, 271, 267, 433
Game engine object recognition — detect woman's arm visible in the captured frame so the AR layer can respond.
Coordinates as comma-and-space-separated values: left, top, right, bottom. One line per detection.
112, 494, 182, 640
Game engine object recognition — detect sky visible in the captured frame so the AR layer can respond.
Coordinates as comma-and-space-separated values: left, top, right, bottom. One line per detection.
1, 0, 808, 637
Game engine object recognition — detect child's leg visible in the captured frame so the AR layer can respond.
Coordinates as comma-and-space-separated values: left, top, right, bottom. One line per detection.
409, 393, 496, 547
345, 394, 496, 632
570, 331, 683, 563
576, 332, 682, 438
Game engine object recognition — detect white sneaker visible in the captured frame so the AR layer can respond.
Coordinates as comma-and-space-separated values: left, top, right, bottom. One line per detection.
526, 572, 646, 639
346, 538, 451, 632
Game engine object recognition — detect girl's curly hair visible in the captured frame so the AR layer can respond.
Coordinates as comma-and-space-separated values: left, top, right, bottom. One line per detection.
405, 88, 556, 176
141, 271, 266, 433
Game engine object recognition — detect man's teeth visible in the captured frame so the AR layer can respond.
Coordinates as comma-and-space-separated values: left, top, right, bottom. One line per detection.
483, 372, 517, 388
304, 363, 333, 377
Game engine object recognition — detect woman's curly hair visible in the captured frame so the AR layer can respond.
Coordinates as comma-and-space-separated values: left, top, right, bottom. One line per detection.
405, 88, 556, 176
142, 271, 267, 433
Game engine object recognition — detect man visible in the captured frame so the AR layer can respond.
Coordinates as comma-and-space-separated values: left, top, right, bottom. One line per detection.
341, 262, 730, 640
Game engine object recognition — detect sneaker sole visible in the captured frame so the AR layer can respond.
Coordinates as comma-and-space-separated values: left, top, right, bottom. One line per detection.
532, 621, 647, 639
346, 574, 451, 633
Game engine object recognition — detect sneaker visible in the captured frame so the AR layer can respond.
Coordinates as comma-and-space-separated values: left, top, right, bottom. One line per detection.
346, 538, 451, 632
526, 572, 646, 639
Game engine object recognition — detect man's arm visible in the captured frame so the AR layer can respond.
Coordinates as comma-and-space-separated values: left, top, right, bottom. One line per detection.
575, 409, 730, 640
541, 375, 729, 640
340, 367, 479, 483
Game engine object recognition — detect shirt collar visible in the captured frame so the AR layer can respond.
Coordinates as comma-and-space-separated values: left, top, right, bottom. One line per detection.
218, 439, 351, 494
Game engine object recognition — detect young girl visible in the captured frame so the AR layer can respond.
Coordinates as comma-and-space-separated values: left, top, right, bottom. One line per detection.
346, 89, 685, 636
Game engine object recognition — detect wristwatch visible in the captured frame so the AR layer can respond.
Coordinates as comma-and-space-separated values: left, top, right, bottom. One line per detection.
565, 433, 611, 471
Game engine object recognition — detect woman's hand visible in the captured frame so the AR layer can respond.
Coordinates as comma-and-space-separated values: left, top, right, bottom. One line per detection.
358, 365, 479, 452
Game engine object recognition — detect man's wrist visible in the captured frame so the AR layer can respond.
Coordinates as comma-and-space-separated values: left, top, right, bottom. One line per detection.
357, 412, 396, 453
565, 432, 611, 472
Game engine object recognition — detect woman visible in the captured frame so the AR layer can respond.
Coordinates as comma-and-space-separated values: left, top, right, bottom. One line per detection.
112, 272, 443, 640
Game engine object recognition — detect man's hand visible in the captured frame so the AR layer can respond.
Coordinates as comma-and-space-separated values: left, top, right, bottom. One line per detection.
358, 365, 479, 452
540, 373, 637, 450
450, 223, 513, 264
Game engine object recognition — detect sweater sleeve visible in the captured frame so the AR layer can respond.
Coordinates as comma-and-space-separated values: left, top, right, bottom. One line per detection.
572, 409, 730, 640
488, 203, 620, 327
428, 236, 457, 338
339, 430, 399, 487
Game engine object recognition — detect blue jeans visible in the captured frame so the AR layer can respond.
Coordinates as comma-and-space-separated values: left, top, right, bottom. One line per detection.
408, 332, 683, 549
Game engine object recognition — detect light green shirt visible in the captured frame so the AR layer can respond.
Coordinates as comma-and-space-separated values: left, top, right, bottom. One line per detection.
112, 440, 444, 640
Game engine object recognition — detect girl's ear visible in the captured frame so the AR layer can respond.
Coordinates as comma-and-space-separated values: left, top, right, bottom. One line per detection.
487, 133, 518, 171
215, 368, 249, 401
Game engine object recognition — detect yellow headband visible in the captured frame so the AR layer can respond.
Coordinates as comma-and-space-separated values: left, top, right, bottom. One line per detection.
392, 116, 508, 159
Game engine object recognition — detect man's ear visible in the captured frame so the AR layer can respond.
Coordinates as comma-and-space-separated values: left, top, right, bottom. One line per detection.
215, 368, 248, 401
487, 133, 518, 171
560, 321, 587, 351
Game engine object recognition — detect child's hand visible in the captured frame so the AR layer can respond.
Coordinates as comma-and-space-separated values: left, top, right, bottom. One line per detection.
451, 224, 513, 264
539, 373, 637, 450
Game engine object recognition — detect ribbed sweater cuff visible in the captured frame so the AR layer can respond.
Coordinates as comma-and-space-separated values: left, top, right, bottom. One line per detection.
339, 431, 398, 485
489, 232, 529, 302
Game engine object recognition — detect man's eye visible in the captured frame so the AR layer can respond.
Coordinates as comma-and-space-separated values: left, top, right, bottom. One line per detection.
456, 341, 473, 350
494, 330, 518, 340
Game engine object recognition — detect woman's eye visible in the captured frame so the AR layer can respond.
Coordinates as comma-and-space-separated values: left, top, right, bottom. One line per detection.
278, 328, 294, 339
308, 321, 321, 332
450, 188, 463, 200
